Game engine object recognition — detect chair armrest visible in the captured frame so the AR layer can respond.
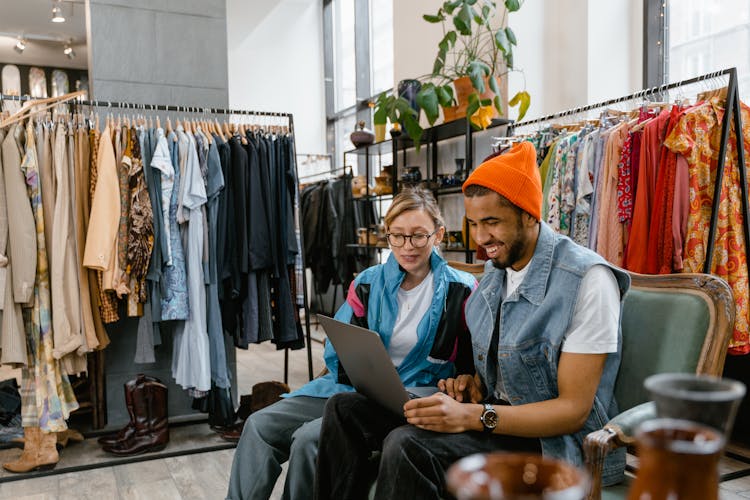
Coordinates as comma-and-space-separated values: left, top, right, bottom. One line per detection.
584, 402, 656, 500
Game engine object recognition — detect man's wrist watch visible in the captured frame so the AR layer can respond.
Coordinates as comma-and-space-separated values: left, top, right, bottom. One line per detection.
480, 403, 498, 434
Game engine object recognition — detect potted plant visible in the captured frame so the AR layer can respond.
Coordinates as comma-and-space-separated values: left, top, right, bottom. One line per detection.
416, 0, 531, 129
372, 91, 425, 149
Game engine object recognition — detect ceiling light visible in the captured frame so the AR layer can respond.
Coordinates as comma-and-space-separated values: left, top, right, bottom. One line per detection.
64, 43, 75, 59
52, 1, 65, 23
14, 38, 26, 54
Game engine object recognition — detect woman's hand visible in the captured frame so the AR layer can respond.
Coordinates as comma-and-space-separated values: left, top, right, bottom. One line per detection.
403, 393, 482, 433
437, 373, 484, 403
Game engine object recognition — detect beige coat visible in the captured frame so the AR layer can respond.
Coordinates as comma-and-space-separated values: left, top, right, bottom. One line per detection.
83, 126, 120, 290
48, 123, 84, 360
0, 127, 27, 367
2, 124, 36, 305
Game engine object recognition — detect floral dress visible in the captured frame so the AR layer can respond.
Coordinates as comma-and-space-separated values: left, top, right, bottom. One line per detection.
19, 121, 78, 431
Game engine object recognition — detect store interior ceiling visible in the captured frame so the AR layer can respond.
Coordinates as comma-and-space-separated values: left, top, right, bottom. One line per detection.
0, 0, 88, 70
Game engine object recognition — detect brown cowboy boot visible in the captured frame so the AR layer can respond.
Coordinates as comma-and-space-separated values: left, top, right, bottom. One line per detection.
103, 379, 169, 455
3, 427, 59, 473
56, 429, 84, 448
98, 374, 158, 448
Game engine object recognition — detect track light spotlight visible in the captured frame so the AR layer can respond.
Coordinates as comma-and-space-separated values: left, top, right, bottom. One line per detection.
14, 38, 26, 54
51, 1, 65, 23
64, 43, 75, 59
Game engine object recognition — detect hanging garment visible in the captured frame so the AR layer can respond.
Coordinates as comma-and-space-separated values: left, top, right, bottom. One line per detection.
664, 98, 750, 355
595, 122, 630, 266
122, 128, 154, 316
0, 127, 27, 367
205, 139, 229, 388
73, 124, 101, 353
2, 124, 36, 306
50, 122, 85, 363
159, 130, 188, 320
19, 120, 78, 431
83, 125, 121, 323
171, 127, 210, 392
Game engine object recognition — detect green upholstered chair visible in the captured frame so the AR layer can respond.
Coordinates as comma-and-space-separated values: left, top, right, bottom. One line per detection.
585, 272, 735, 500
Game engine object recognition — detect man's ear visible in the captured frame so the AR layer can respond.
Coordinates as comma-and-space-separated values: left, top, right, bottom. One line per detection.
521, 211, 538, 228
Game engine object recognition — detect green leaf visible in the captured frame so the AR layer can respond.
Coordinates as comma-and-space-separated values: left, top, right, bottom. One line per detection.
481, 4, 491, 20
509, 90, 530, 121
402, 113, 423, 151
423, 12, 445, 23
504, 0, 520, 12
373, 92, 388, 125
417, 86, 440, 125
454, 4, 473, 35
466, 93, 480, 121
488, 75, 500, 96
505, 26, 517, 45
467, 60, 490, 93
467, 0, 478, 4
480, 98, 492, 106
443, 0, 461, 14
495, 28, 509, 54
505, 50, 514, 69
493, 95, 503, 115
436, 85, 455, 107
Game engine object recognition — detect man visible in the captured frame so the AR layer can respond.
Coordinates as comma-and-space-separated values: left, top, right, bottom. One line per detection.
314, 141, 630, 500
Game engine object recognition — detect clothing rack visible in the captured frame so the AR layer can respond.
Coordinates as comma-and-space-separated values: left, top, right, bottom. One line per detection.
0, 93, 315, 387
509, 67, 748, 278
510, 68, 750, 470
298, 165, 353, 181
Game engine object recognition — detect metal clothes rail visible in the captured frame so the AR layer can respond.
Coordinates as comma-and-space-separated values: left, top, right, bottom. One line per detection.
510, 68, 735, 130
0, 93, 293, 120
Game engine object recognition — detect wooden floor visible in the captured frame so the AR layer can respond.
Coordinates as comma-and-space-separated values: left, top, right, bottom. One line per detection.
1, 327, 750, 499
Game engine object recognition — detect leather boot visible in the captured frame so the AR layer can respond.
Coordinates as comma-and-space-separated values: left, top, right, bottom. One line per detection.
98, 374, 158, 447
56, 429, 84, 449
103, 379, 169, 455
3, 427, 59, 473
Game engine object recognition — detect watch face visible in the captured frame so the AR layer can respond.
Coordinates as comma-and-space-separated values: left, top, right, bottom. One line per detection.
482, 406, 498, 429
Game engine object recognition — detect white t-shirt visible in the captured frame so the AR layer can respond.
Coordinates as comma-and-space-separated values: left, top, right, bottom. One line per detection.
389, 271, 435, 367
503, 263, 619, 353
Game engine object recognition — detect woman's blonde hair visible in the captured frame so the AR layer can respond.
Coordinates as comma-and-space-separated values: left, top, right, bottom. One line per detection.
384, 187, 445, 230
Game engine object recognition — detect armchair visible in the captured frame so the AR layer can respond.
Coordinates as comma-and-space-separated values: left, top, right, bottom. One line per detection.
585, 272, 735, 500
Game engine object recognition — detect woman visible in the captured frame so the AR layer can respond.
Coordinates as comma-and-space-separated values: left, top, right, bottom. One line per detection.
226, 187, 477, 500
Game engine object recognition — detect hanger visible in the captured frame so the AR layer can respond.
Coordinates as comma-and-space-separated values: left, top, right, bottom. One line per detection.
0, 90, 86, 129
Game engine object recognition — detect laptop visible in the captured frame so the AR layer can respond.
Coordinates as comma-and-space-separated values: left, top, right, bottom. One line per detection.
317, 315, 439, 415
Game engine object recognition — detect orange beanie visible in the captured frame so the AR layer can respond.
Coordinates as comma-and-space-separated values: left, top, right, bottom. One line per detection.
462, 141, 542, 220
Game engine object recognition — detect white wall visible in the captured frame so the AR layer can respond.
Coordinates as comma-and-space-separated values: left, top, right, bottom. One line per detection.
508, 0, 643, 121
226, 0, 326, 156
394, 0, 642, 123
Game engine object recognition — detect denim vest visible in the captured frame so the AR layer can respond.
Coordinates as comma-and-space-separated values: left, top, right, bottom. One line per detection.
465, 223, 630, 486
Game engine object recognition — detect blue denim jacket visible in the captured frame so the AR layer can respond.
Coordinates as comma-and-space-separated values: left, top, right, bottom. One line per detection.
465, 222, 630, 486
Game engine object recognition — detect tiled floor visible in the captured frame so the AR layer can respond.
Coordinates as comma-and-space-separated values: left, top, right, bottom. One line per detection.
1, 328, 750, 499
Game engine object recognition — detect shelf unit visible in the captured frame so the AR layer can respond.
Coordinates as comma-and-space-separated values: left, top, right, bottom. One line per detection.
343, 116, 513, 266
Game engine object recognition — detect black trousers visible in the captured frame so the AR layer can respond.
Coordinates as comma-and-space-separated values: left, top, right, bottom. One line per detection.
314, 392, 541, 500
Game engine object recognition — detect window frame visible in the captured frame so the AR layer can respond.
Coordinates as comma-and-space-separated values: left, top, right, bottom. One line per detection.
323, 0, 391, 168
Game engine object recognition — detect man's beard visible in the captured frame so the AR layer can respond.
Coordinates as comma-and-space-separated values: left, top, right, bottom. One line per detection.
490, 235, 526, 270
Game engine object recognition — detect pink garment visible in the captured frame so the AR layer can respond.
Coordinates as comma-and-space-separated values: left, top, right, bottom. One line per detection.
671, 154, 690, 271
595, 122, 630, 266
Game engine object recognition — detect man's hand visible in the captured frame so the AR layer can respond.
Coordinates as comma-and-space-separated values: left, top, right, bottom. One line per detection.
437, 373, 484, 403
403, 393, 482, 433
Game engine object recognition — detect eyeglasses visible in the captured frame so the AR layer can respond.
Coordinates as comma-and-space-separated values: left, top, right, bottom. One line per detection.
386, 230, 437, 248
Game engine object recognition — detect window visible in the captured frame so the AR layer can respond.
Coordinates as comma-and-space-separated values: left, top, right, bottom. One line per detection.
325, 0, 393, 171
370, 0, 394, 96
666, 0, 750, 97
332, 0, 357, 112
